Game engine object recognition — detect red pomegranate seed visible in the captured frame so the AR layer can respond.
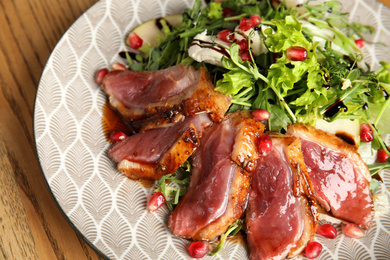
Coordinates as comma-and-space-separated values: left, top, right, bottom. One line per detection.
110, 130, 127, 143
95, 68, 109, 84
257, 135, 272, 156
377, 149, 389, 162
286, 46, 308, 61
240, 18, 253, 31
305, 241, 322, 259
217, 29, 234, 43
239, 50, 252, 62
360, 123, 374, 142
316, 224, 337, 239
344, 223, 364, 238
249, 14, 261, 27
188, 241, 209, 258
222, 7, 235, 17
111, 62, 127, 71
128, 32, 143, 49
236, 39, 249, 51
252, 109, 270, 121
355, 39, 365, 48
147, 192, 165, 213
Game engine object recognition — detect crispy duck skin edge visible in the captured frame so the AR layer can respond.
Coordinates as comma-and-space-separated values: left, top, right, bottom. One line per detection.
192, 165, 251, 241
117, 124, 199, 180
232, 117, 265, 173
282, 135, 319, 258
287, 123, 371, 182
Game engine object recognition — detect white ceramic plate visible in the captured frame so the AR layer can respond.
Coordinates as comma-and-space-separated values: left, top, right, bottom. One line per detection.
34, 0, 390, 259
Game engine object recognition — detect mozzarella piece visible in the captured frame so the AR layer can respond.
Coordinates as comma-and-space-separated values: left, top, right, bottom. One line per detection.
188, 28, 268, 67
234, 26, 268, 56
188, 30, 229, 67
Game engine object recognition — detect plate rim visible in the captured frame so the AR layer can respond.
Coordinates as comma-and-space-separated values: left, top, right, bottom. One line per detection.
32, 0, 390, 259
33, 0, 110, 258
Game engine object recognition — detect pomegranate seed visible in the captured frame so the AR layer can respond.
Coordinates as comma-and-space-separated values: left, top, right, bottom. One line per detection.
111, 63, 127, 71
286, 46, 308, 61
377, 149, 389, 162
236, 39, 249, 51
95, 68, 109, 84
252, 109, 270, 121
217, 29, 234, 43
147, 192, 165, 213
305, 241, 322, 259
239, 50, 252, 62
355, 39, 365, 48
360, 123, 374, 142
249, 14, 261, 27
222, 7, 235, 17
344, 223, 364, 238
257, 135, 272, 156
110, 130, 127, 143
128, 32, 143, 49
316, 224, 337, 239
188, 241, 209, 258
240, 18, 253, 31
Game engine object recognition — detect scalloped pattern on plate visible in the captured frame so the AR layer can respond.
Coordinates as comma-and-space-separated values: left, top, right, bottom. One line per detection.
34, 0, 390, 259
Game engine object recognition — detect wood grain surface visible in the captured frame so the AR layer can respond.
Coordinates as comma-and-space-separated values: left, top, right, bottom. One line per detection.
1, 0, 390, 260
0, 0, 104, 259
380, 0, 390, 7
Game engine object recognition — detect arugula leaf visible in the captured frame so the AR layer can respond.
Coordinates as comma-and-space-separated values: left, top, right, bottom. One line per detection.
155, 161, 191, 210
209, 220, 243, 256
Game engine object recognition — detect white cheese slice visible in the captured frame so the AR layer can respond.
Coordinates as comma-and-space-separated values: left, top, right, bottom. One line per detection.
188, 30, 230, 67
188, 28, 268, 67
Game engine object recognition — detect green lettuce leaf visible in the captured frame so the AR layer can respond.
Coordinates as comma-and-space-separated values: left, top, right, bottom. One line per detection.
215, 70, 254, 95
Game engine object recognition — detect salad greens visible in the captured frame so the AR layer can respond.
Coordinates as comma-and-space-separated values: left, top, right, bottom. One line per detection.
125, 0, 390, 255
154, 161, 191, 210
129, 0, 389, 135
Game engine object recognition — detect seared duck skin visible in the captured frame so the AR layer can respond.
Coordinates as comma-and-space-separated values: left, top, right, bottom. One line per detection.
108, 113, 212, 180
287, 123, 374, 229
168, 110, 264, 241
101, 64, 231, 129
246, 135, 318, 260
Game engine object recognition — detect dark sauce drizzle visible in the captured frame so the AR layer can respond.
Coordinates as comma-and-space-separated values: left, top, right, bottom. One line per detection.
383, 89, 389, 100
335, 132, 356, 146
190, 39, 231, 59
155, 17, 175, 31
119, 51, 138, 60
324, 99, 348, 118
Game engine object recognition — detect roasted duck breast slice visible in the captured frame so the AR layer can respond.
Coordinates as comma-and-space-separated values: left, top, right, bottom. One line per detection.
101, 64, 231, 125
168, 110, 264, 241
108, 113, 212, 180
287, 123, 374, 229
246, 136, 317, 260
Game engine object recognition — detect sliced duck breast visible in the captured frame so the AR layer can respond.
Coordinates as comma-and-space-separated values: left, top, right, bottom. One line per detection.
168, 110, 265, 241
246, 135, 318, 260
101, 64, 231, 127
108, 113, 212, 180
287, 123, 374, 229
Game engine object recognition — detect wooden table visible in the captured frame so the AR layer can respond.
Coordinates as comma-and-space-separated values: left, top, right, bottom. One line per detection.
0, 0, 104, 259
1, 0, 390, 260
380, 0, 390, 7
